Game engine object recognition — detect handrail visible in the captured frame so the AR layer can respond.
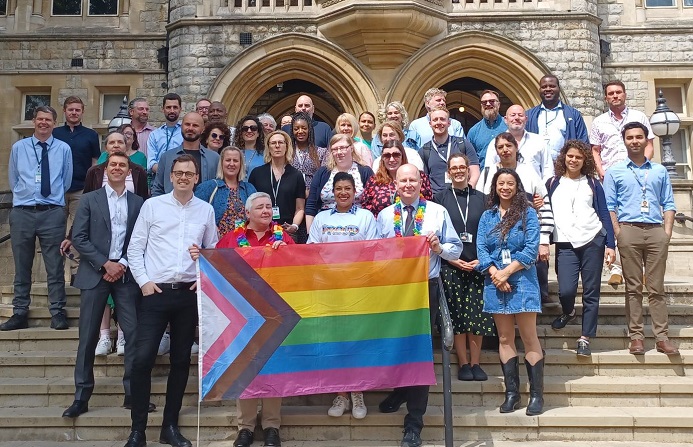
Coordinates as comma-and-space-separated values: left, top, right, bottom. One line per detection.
675, 212, 693, 224
0, 235, 9, 244
437, 276, 454, 447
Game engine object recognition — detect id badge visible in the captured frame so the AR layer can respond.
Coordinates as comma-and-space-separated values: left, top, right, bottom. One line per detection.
35, 169, 41, 183
272, 206, 281, 220
501, 249, 512, 265
460, 232, 473, 244
444, 171, 452, 184
640, 200, 649, 214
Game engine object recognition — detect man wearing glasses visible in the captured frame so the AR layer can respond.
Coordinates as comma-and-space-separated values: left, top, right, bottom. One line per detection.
195, 98, 212, 123
151, 112, 220, 196
467, 90, 508, 169
125, 153, 219, 447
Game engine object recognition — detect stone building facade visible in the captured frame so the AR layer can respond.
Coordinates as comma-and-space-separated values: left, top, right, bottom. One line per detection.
1, 0, 693, 284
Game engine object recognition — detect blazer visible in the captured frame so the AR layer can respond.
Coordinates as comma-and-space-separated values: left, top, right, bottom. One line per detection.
71, 187, 144, 290
83, 161, 149, 199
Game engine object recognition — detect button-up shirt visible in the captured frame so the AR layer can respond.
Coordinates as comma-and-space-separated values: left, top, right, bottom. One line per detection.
127, 192, 219, 286
104, 183, 128, 265
135, 123, 155, 158
603, 158, 676, 224
537, 102, 567, 161
467, 115, 508, 169
589, 107, 654, 171
146, 122, 183, 171
377, 198, 462, 279
484, 131, 554, 182
9, 135, 73, 206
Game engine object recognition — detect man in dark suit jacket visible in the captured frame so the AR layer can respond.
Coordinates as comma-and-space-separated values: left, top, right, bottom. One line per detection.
62, 151, 153, 418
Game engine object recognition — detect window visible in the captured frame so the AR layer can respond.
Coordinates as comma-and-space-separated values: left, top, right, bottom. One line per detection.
670, 129, 690, 178
52, 0, 118, 16
101, 94, 127, 122
646, 0, 674, 6
0, 0, 7, 16
655, 83, 692, 179
23, 94, 51, 121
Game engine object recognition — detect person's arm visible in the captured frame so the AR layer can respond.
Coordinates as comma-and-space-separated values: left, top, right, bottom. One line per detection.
644, 139, 655, 161
592, 144, 606, 181
288, 198, 305, 233
146, 132, 158, 171
201, 206, 220, 249
603, 169, 619, 238
663, 210, 675, 240
151, 155, 166, 197
468, 165, 480, 189
512, 208, 540, 270
474, 212, 493, 273
660, 172, 677, 239
304, 168, 325, 223
71, 195, 108, 271
573, 110, 589, 143
126, 203, 152, 288
593, 180, 616, 249
609, 211, 620, 238
63, 144, 73, 192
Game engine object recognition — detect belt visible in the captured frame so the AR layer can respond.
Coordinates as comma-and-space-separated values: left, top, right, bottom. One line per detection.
620, 222, 661, 228
15, 204, 61, 211
156, 281, 195, 290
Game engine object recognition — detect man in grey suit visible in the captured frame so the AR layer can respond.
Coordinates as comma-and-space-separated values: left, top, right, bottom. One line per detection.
62, 151, 153, 418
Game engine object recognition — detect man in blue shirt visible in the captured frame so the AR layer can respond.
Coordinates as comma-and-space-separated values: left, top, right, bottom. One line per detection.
52, 96, 100, 280
1, 106, 73, 331
146, 93, 183, 175
467, 90, 508, 169
604, 122, 677, 356
409, 88, 466, 147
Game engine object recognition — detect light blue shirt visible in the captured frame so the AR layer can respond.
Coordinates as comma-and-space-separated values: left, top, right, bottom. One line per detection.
244, 149, 265, 178
467, 115, 508, 169
307, 205, 378, 243
409, 116, 466, 148
371, 128, 422, 158
9, 135, 73, 206
146, 122, 183, 171
604, 158, 676, 224
377, 199, 462, 279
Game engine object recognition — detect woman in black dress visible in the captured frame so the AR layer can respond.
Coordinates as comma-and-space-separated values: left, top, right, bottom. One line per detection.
434, 153, 495, 381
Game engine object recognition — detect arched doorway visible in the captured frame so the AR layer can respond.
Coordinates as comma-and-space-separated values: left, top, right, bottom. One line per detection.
248, 80, 343, 126
207, 33, 379, 127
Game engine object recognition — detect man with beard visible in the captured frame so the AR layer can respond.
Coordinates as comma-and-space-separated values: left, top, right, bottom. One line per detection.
195, 98, 212, 123
526, 74, 589, 161
147, 93, 183, 175
151, 112, 219, 196
125, 154, 218, 447
409, 88, 466, 146
483, 105, 554, 182
129, 98, 155, 157
467, 90, 508, 169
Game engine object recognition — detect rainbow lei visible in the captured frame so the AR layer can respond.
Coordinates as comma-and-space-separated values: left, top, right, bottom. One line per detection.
393, 195, 426, 237
234, 220, 284, 247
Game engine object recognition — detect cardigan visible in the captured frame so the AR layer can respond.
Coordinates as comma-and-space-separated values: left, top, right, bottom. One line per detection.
305, 164, 374, 216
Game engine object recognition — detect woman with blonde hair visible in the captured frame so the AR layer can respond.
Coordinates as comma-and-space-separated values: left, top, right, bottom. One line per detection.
335, 113, 373, 167
371, 101, 422, 156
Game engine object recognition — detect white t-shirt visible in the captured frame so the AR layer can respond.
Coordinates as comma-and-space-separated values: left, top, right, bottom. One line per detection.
551, 176, 602, 248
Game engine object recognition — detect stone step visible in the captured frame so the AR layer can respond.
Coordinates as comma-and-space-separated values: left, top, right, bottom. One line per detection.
0, 443, 690, 447
0, 405, 691, 443
2, 374, 692, 409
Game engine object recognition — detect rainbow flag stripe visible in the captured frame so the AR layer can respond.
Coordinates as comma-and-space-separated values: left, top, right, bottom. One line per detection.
198, 237, 435, 401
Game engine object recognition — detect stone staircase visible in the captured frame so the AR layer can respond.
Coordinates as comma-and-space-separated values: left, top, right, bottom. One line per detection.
1, 281, 692, 445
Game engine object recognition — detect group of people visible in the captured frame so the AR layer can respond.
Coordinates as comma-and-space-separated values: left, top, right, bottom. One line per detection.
0, 74, 679, 447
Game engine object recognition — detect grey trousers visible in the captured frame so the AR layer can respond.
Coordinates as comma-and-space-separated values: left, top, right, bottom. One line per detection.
10, 206, 66, 316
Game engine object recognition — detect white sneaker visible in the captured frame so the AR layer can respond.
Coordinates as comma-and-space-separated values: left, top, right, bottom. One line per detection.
95, 337, 112, 356
158, 332, 170, 355
191, 342, 199, 354
351, 392, 367, 419
327, 395, 350, 417
116, 337, 126, 356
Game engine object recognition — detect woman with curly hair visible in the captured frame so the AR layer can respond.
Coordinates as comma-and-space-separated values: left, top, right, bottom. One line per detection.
476, 168, 544, 416
201, 121, 231, 153
289, 112, 329, 189
370, 101, 422, 156
234, 115, 265, 177
546, 140, 615, 357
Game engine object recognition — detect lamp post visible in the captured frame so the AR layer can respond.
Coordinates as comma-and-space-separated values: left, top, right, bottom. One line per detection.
649, 90, 681, 179
108, 96, 131, 132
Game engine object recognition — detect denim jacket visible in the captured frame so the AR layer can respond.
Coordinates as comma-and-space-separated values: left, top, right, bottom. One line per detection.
476, 206, 540, 273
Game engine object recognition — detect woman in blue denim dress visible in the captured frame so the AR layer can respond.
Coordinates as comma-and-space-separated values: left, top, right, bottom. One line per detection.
476, 168, 545, 416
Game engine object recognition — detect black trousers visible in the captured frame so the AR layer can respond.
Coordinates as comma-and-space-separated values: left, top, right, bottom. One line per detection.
394, 278, 439, 432
129, 286, 197, 431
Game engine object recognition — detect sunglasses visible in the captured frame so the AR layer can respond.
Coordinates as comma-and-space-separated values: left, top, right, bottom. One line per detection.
481, 100, 498, 105
382, 152, 402, 159
210, 132, 223, 140
241, 125, 258, 132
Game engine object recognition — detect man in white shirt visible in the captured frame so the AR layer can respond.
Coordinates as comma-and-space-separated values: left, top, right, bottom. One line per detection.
376, 164, 462, 447
484, 105, 554, 182
125, 154, 218, 447
409, 88, 466, 146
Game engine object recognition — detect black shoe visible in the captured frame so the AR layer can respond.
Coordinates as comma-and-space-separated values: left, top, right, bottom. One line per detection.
159, 424, 192, 447
0, 313, 28, 331
378, 390, 407, 413
263, 427, 281, 446
50, 311, 69, 330
457, 364, 473, 381
471, 364, 488, 381
233, 428, 254, 447
551, 311, 576, 330
576, 339, 591, 357
123, 397, 157, 413
499, 357, 521, 413
525, 357, 545, 416
401, 428, 422, 447
62, 400, 88, 418
124, 430, 146, 447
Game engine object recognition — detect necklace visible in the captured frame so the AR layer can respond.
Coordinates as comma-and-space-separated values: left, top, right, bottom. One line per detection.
233, 220, 283, 247
393, 195, 426, 237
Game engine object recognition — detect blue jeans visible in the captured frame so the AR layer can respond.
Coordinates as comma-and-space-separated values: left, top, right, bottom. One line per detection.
555, 232, 605, 338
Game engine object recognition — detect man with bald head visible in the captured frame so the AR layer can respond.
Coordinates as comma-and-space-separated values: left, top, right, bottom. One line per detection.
376, 164, 462, 447
151, 112, 220, 196
281, 94, 334, 147
483, 105, 554, 182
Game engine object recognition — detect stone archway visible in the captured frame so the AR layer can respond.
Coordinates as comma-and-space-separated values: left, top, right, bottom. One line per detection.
266, 93, 342, 127
389, 31, 551, 115
207, 33, 379, 127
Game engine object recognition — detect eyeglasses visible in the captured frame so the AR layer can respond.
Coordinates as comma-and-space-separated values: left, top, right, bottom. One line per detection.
481, 100, 498, 105
269, 140, 287, 146
210, 132, 223, 140
122, 132, 134, 138
331, 145, 351, 153
382, 152, 402, 159
241, 125, 258, 132
172, 171, 196, 179
449, 166, 468, 173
